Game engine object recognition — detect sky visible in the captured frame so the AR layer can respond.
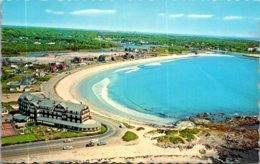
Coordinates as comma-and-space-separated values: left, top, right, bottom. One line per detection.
2, 0, 260, 38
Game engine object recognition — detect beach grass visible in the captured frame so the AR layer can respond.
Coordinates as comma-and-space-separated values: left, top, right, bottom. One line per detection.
136, 127, 145, 131
152, 128, 199, 144
122, 131, 138, 142
179, 128, 199, 141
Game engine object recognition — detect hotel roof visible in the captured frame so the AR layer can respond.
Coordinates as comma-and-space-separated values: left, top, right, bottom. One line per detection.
19, 92, 87, 113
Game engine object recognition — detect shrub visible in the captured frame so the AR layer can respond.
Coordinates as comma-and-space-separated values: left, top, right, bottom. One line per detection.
136, 127, 145, 131
122, 131, 138, 142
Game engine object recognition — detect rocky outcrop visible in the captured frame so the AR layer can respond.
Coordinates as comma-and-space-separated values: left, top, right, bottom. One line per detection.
226, 116, 259, 128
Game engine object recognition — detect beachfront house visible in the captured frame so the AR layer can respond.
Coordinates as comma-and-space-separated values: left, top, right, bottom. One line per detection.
72, 57, 81, 63
248, 46, 255, 52
123, 53, 135, 59
248, 46, 260, 52
57, 63, 68, 70
45, 63, 58, 72
98, 55, 112, 62
18, 92, 101, 131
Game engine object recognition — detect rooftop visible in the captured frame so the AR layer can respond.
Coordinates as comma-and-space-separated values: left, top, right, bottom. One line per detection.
13, 114, 29, 121
19, 92, 87, 113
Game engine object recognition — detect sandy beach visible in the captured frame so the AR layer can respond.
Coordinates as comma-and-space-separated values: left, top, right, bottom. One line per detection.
56, 53, 229, 125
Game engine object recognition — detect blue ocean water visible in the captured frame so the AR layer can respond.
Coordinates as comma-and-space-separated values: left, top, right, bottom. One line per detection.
80, 56, 259, 124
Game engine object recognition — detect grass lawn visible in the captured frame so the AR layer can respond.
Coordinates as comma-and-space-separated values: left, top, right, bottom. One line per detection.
122, 131, 138, 142
51, 124, 107, 139
2, 134, 38, 145
35, 75, 53, 81
2, 101, 18, 112
2, 124, 108, 146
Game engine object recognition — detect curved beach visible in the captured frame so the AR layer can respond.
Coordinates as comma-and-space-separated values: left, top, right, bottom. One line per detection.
56, 53, 228, 125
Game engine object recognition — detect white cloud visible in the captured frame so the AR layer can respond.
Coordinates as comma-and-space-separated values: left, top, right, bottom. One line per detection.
187, 14, 214, 19
70, 9, 117, 16
223, 16, 243, 20
158, 13, 166, 16
45, 9, 65, 15
169, 14, 184, 18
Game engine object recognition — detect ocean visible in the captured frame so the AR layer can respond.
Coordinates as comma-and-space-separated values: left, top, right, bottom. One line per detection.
79, 55, 259, 125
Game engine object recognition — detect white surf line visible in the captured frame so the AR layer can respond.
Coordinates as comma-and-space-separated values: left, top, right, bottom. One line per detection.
92, 78, 170, 124
144, 62, 161, 66
125, 67, 140, 74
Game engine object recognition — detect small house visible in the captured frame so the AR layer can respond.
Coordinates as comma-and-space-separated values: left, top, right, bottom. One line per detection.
47, 42, 56, 45
72, 57, 81, 63
248, 46, 255, 52
123, 53, 135, 59
58, 63, 68, 70
49, 63, 58, 72
98, 55, 112, 62
24, 62, 34, 68
11, 64, 18, 69
35, 71, 46, 77
17, 76, 37, 91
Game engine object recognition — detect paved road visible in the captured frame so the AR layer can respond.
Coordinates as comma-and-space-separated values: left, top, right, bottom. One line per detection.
2, 68, 123, 159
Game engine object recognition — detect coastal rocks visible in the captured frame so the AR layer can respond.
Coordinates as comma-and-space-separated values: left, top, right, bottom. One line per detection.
174, 121, 195, 130
191, 118, 211, 125
189, 112, 226, 124
226, 116, 259, 128
224, 128, 259, 151
199, 148, 206, 154
222, 115, 259, 151
216, 148, 243, 164
152, 113, 259, 163
186, 113, 259, 163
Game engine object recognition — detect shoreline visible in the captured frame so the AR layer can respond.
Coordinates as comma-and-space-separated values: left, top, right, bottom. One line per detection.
55, 53, 231, 126
3, 53, 259, 163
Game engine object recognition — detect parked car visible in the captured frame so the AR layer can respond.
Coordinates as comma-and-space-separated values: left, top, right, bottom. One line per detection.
119, 124, 123, 128
63, 145, 73, 150
85, 141, 95, 147
63, 138, 73, 143
97, 141, 107, 146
